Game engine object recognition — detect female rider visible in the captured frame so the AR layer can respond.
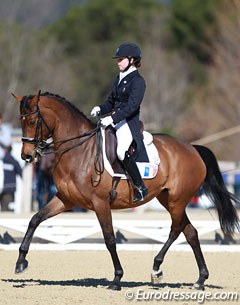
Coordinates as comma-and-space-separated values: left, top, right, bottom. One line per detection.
91, 42, 148, 203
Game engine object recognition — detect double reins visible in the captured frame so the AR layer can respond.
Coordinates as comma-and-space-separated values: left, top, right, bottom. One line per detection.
41, 125, 100, 156
20, 94, 100, 156
44, 122, 104, 187
21, 95, 104, 186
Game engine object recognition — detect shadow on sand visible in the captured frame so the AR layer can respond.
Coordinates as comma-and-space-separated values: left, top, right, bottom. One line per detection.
1, 278, 222, 290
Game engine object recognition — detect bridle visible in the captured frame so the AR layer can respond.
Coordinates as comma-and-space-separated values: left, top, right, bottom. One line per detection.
20, 94, 101, 157
20, 95, 52, 157
20, 94, 104, 185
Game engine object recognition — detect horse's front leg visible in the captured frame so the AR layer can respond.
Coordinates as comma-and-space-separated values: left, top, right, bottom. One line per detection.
94, 203, 123, 291
15, 195, 69, 274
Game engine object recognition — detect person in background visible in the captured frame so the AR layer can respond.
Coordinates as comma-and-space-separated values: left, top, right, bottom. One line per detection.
0, 146, 22, 211
0, 112, 12, 160
36, 151, 56, 210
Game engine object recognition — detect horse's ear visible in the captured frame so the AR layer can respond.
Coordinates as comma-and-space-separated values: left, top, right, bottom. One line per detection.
32, 90, 41, 104
11, 93, 23, 103
36, 89, 41, 98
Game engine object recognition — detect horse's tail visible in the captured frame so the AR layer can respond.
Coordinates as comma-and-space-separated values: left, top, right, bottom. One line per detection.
194, 144, 240, 237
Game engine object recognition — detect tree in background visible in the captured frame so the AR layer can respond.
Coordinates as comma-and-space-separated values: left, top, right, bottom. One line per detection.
1, 0, 240, 160
44, 0, 160, 114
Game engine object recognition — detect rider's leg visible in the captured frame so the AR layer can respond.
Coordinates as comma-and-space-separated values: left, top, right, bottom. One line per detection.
116, 120, 148, 203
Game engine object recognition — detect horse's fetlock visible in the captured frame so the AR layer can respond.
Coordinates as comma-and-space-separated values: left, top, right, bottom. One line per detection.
153, 258, 163, 271
201, 269, 209, 279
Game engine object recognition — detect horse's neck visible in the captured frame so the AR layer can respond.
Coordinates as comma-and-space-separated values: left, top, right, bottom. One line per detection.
44, 101, 95, 141
54, 115, 94, 140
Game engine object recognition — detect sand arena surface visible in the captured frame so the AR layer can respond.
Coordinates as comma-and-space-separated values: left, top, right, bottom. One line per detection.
0, 251, 239, 305
0, 209, 239, 305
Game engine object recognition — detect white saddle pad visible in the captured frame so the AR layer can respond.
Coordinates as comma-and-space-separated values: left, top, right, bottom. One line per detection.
101, 129, 160, 179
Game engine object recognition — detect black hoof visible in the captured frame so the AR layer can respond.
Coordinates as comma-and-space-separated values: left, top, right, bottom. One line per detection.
108, 283, 121, 291
15, 259, 28, 274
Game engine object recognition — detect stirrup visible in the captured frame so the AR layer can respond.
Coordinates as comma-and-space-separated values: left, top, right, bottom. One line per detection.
133, 186, 148, 203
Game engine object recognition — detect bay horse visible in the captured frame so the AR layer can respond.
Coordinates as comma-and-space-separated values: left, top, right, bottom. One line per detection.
13, 91, 239, 291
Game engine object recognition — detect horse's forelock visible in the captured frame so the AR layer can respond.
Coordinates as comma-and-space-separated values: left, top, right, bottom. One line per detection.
20, 95, 34, 113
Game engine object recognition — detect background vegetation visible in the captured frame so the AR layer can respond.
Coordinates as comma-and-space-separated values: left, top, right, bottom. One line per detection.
0, 0, 239, 160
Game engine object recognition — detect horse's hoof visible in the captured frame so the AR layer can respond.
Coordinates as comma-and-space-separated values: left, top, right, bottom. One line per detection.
193, 282, 205, 291
15, 259, 28, 274
108, 283, 121, 291
151, 269, 163, 284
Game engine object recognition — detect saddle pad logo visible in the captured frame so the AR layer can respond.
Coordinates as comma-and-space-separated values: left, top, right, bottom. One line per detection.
144, 166, 150, 177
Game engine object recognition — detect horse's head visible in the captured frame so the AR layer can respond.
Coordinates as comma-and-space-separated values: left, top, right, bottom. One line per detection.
12, 90, 52, 163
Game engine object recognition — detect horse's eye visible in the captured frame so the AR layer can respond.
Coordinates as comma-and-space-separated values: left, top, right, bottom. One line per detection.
29, 120, 35, 126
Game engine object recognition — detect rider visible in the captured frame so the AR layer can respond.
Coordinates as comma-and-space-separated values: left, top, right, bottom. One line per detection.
91, 42, 148, 203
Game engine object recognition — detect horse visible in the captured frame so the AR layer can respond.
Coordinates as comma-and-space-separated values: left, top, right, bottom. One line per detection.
12, 90, 239, 291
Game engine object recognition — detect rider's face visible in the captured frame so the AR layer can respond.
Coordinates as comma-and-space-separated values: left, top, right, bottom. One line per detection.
116, 57, 131, 72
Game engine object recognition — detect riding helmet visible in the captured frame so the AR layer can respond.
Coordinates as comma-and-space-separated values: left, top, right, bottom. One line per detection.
112, 43, 142, 59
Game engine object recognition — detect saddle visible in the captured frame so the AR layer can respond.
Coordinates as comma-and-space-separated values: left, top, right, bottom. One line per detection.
104, 126, 131, 175
102, 123, 160, 203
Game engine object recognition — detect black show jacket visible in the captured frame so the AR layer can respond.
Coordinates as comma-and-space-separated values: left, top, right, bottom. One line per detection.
100, 70, 148, 162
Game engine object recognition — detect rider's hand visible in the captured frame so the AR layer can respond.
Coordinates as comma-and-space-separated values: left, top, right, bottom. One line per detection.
90, 106, 100, 117
100, 116, 113, 127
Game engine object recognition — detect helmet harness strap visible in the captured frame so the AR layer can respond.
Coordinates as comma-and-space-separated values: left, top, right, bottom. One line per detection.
123, 57, 133, 72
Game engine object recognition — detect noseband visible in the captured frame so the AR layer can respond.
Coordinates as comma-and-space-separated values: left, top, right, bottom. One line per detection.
20, 96, 52, 156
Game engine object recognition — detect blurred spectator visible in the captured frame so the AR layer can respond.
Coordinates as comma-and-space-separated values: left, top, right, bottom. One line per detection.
0, 146, 22, 211
0, 112, 12, 160
36, 151, 56, 209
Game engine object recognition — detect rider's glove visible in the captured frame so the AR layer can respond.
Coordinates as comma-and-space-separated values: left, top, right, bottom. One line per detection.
90, 106, 100, 117
100, 116, 113, 127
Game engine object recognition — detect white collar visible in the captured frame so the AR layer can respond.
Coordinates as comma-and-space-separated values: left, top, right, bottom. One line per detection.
119, 66, 137, 83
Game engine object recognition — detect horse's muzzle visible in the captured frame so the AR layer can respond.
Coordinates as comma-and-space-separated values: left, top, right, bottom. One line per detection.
23, 154, 34, 163
22, 151, 40, 163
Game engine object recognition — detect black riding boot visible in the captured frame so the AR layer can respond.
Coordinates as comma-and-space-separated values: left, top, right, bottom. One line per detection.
122, 153, 148, 203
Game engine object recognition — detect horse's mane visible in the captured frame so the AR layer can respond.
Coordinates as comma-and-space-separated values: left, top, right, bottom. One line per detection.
21, 91, 93, 124
41, 92, 93, 123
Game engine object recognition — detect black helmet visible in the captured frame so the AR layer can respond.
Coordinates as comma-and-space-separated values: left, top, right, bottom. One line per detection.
112, 42, 142, 59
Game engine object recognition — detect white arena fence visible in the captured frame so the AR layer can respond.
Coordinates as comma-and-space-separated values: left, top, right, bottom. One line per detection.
0, 218, 239, 252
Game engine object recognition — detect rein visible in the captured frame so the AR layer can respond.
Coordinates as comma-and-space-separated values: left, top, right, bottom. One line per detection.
20, 94, 105, 187
44, 124, 104, 187
43, 123, 104, 187
42, 126, 100, 155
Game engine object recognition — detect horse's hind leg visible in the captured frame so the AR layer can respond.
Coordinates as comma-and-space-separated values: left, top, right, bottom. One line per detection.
15, 195, 70, 274
151, 213, 185, 283
151, 197, 191, 283
152, 207, 209, 290
182, 214, 209, 290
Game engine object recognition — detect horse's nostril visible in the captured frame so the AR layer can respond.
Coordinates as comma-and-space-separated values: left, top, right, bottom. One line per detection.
24, 154, 33, 163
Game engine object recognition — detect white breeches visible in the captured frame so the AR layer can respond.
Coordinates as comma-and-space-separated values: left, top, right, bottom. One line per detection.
115, 119, 133, 161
